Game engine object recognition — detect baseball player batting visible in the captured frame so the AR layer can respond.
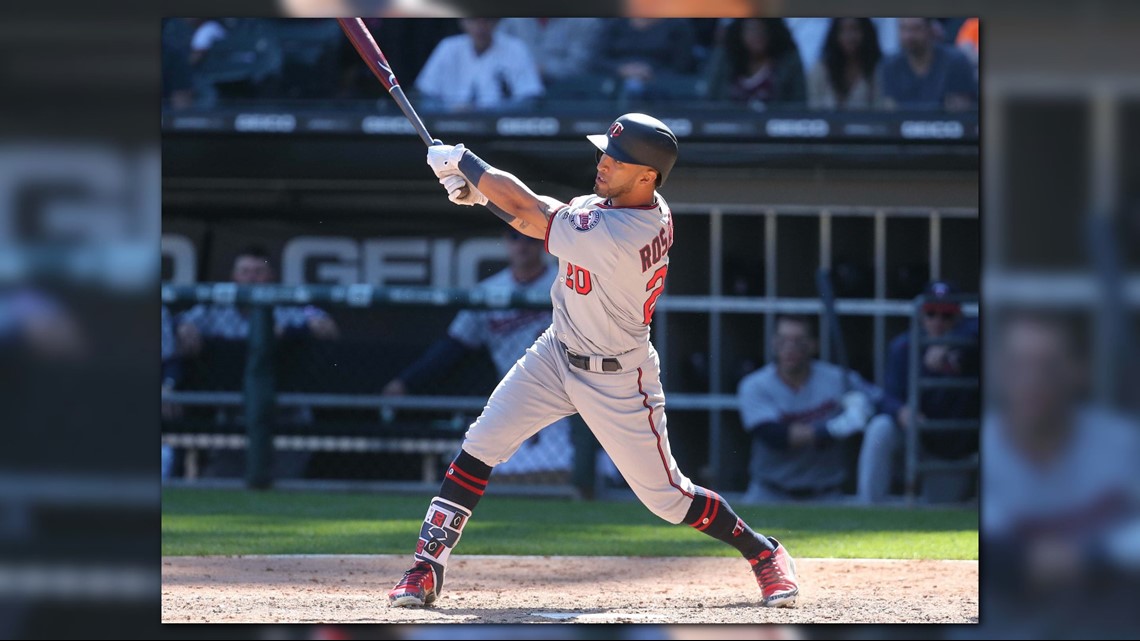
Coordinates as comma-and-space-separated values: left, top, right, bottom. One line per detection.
388, 113, 800, 608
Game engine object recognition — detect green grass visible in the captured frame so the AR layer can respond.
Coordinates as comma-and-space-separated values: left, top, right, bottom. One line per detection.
162, 488, 977, 560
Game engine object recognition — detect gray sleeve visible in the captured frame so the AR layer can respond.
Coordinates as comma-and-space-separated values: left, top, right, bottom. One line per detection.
546, 205, 622, 276
176, 304, 207, 331
447, 309, 486, 349
738, 376, 782, 431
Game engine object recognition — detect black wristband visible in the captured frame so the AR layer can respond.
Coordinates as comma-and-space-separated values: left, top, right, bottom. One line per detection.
458, 150, 491, 185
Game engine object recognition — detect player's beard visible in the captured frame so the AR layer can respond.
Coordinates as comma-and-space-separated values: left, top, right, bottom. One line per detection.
594, 176, 632, 200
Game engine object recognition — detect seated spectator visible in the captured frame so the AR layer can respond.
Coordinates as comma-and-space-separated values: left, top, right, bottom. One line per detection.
382, 232, 574, 480
883, 281, 980, 502
173, 246, 338, 480
791, 18, 899, 71
878, 17, 977, 111
715, 18, 806, 109
736, 314, 898, 504
176, 245, 338, 352
956, 17, 979, 79
807, 18, 883, 110
496, 19, 602, 84
414, 18, 543, 112
594, 18, 696, 102
983, 312, 1140, 631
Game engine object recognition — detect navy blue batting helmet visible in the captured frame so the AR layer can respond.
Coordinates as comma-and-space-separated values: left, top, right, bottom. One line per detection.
587, 113, 679, 186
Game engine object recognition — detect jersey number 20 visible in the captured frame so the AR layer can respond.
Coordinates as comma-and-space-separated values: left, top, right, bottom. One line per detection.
566, 263, 592, 295
566, 263, 667, 326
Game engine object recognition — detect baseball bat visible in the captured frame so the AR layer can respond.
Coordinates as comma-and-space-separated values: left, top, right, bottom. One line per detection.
336, 17, 436, 148
816, 267, 851, 391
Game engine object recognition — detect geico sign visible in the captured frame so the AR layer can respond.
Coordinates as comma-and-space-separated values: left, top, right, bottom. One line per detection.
496, 117, 560, 136
361, 116, 416, 134
899, 120, 965, 139
281, 236, 511, 288
233, 113, 297, 132
765, 118, 829, 137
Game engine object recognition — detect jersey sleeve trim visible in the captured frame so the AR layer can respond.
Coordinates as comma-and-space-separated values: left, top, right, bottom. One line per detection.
544, 204, 570, 254
544, 209, 554, 253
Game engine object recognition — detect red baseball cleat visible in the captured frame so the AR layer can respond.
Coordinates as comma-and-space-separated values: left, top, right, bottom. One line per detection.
750, 537, 799, 607
388, 561, 438, 607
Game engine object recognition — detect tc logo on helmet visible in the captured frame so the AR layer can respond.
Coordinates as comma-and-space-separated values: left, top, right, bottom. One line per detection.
608, 122, 624, 137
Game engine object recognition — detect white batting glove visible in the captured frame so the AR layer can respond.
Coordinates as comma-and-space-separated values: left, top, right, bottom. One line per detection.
825, 391, 873, 439
440, 173, 487, 206
427, 143, 467, 178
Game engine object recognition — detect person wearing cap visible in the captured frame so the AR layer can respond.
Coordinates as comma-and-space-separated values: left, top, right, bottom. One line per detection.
881, 280, 980, 502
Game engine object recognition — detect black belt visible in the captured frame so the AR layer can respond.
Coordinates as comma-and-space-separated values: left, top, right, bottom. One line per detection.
560, 341, 622, 372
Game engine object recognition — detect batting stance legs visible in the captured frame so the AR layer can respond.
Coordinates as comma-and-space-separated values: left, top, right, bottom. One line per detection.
388, 328, 799, 608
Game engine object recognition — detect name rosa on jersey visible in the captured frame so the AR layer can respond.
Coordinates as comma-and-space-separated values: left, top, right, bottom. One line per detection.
638, 225, 672, 273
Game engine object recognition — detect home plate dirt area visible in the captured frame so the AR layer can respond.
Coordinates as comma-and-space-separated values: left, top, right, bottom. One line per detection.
162, 554, 977, 624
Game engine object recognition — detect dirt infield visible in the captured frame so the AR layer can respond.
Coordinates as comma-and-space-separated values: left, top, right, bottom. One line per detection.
162, 554, 977, 624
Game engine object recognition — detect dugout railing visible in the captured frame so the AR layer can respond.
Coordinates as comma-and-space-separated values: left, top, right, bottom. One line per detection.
904, 292, 980, 503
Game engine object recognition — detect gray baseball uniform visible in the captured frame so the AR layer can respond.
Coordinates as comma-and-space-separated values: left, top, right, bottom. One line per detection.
737, 361, 883, 495
448, 264, 573, 475
463, 192, 696, 523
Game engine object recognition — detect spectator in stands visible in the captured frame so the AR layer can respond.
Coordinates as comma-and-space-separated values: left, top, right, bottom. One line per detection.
496, 19, 602, 85
807, 18, 883, 110
956, 17, 979, 79
715, 18, 806, 109
983, 312, 1140, 634
736, 314, 898, 504
594, 18, 696, 102
173, 246, 338, 481
788, 18, 899, 74
382, 231, 575, 481
879, 17, 977, 111
882, 280, 980, 502
414, 18, 543, 112
175, 245, 339, 356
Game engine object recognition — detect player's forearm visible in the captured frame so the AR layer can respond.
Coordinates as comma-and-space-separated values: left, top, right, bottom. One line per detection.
476, 171, 549, 231
751, 421, 822, 450
486, 202, 545, 239
458, 152, 551, 233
